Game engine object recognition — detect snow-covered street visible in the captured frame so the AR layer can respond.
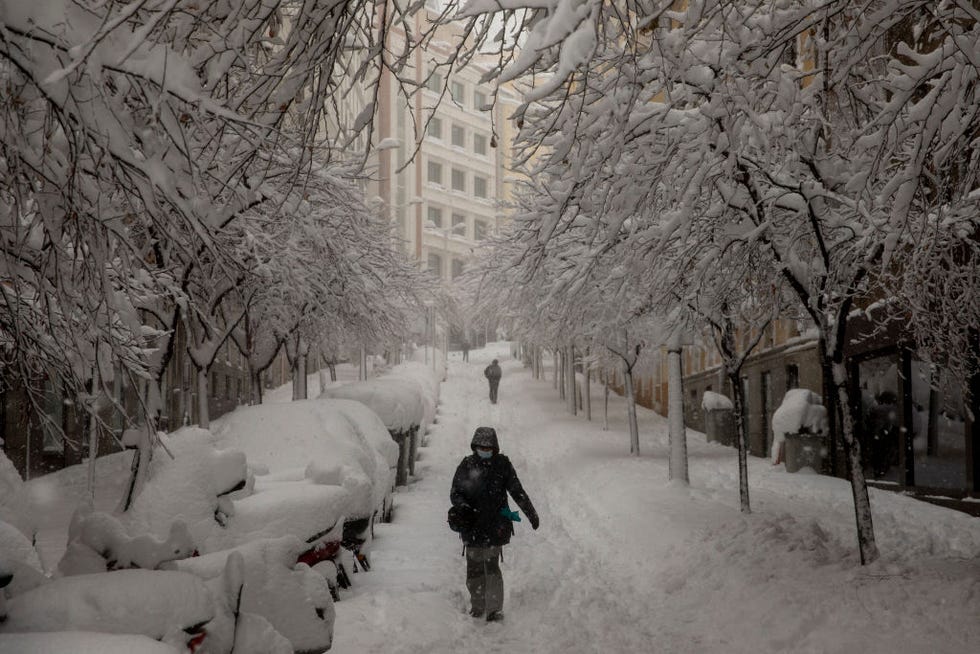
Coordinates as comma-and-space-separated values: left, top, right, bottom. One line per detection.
331, 343, 980, 654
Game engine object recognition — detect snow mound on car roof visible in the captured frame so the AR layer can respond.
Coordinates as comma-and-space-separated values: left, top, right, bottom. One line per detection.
2, 569, 215, 639
211, 399, 395, 519
319, 379, 426, 432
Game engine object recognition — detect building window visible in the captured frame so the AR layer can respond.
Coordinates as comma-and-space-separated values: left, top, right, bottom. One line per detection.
451, 259, 465, 279
427, 160, 443, 186
427, 206, 444, 228
473, 175, 488, 199
450, 81, 465, 105
473, 133, 487, 156
451, 124, 465, 148
786, 364, 799, 391
451, 168, 466, 192
226, 375, 233, 400
427, 253, 443, 276
452, 213, 466, 231
474, 90, 488, 110
474, 219, 488, 240
426, 71, 442, 93
427, 117, 443, 139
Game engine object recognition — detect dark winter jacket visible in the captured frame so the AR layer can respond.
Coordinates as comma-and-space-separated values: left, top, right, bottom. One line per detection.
450, 427, 538, 547
484, 363, 502, 382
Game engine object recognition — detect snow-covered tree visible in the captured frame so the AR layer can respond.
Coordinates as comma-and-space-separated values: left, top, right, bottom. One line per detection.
453, 0, 980, 564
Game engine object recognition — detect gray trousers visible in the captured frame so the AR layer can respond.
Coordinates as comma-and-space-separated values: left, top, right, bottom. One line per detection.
465, 546, 503, 614
488, 380, 500, 403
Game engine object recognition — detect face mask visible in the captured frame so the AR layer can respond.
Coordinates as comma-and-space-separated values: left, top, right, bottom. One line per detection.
476, 449, 493, 459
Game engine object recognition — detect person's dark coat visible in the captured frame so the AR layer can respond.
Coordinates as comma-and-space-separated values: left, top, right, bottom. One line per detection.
484, 362, 502, 382
450, 427, 538, 547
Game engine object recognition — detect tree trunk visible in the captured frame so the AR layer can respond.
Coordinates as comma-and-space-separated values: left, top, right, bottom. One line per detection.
293, 353, 308, 400
555, 348, 567, 400
624, 362, 640, 455
584, 349, 592, 421
566, 345, 577, 415
198, 368, 210, 429
831, 360, 879, 564
328, 362, 337, 382
249, 367, 263, 405
604, 378, 610, 431
728, 369, 750, 512
667, 346, 689, 484
86, 364, 100, 506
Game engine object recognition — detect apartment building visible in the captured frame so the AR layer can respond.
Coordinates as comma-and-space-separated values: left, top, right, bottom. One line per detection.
370, 5, 519, 284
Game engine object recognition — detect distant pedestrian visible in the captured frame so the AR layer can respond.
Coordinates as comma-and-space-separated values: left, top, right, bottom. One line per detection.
484, 359, 501, 404
449, 427, 539, 622
462, 340, 470, 362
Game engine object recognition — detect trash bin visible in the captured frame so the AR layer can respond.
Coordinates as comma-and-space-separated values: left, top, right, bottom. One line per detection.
705, 408, 736, 446
783, 433, 827, 473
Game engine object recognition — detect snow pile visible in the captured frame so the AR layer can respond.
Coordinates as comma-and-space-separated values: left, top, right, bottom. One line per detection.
770, 389, 828, 463
0, 632, 181, 654
57, 509, 195, 576
0, 569, 227, 651
211, 399, 394, 521
320, 379, 426, 432
0, 520, 46, 596
123, 430, 249, 550
701, 390, 734, 411
165, 536, 334, 653
382, 361, 442, 429
0, 451, 35, 540
213, 479, 350, 551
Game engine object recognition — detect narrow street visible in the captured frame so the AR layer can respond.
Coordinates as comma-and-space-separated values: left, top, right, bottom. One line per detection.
330, 343, 675, 653
330, 343, 980, 654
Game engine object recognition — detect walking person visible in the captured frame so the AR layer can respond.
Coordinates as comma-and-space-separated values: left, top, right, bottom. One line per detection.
484, 359, 502, 404
449, 427, 539, 622
462, 339, 470, 362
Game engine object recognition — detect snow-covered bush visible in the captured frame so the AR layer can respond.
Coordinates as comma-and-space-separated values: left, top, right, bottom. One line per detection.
771, 390, 829, 464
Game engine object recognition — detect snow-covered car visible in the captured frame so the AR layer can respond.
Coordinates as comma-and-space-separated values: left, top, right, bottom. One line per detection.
381, 361, 441, 430
0, 631, 183, 654
58, 431, 352, 597
0, 451, 36, 546
319, 380, 428, 485
211, 399, 398, 541
0, 568, 233, 653
1, 452, 47, 614
164, 536, 334, 653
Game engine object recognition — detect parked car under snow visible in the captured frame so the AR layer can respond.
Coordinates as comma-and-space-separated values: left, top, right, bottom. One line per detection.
0, 631, 184, 654
0, 568, 233, 653
211, 398, 398, 543
164, 536, 334, 653
57, 430, 353, 595
319, 379, 428, 486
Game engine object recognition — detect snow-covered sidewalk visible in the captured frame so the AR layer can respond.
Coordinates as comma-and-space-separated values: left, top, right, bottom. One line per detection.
330, 343, 980, 654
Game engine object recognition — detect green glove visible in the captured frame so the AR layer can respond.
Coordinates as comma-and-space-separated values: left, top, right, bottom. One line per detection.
500, 507, 521, 522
